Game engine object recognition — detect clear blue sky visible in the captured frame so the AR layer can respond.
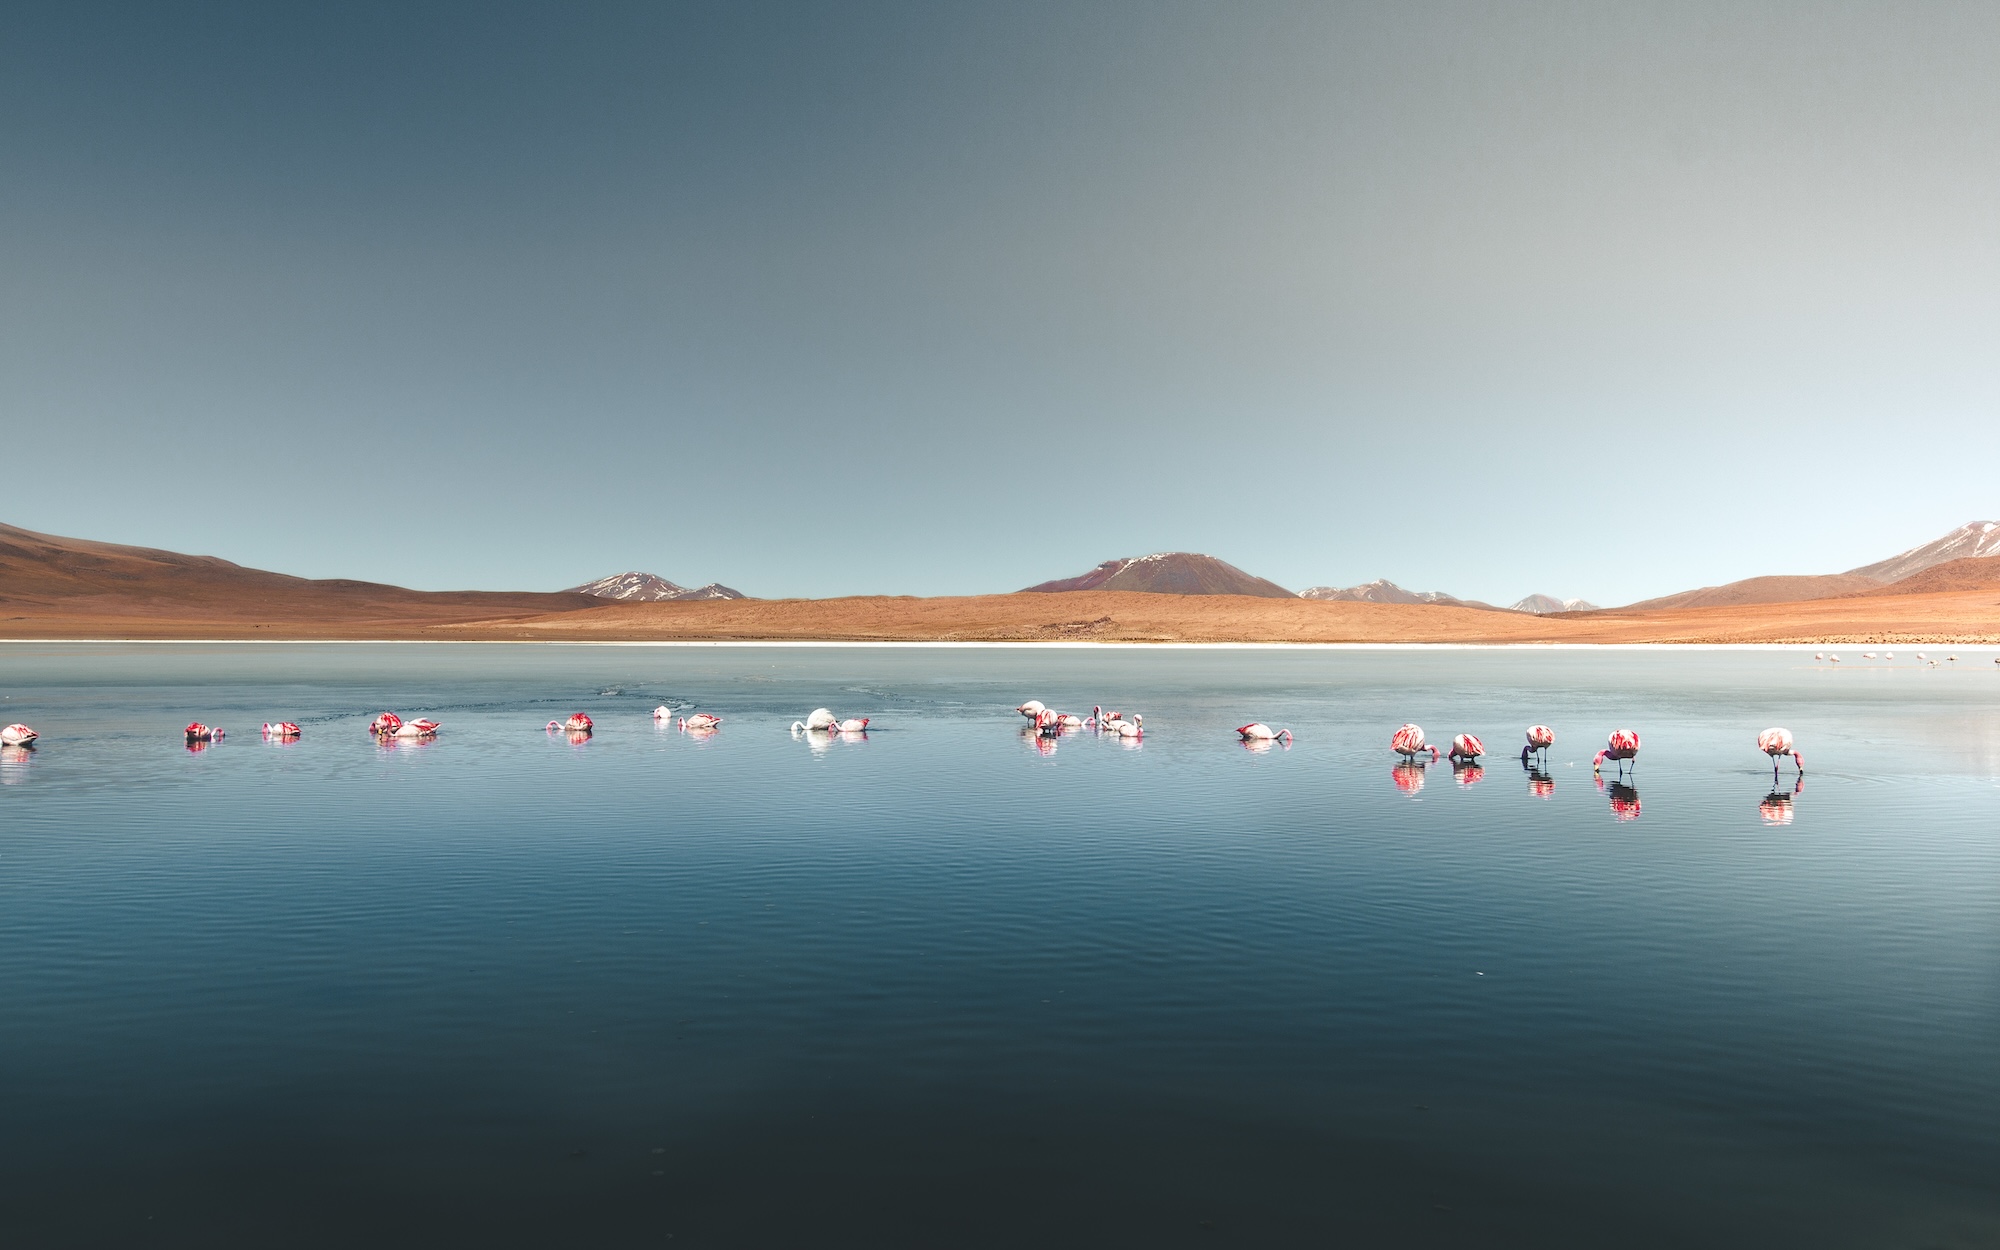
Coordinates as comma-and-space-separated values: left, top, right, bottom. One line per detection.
5, 1, 1997, 605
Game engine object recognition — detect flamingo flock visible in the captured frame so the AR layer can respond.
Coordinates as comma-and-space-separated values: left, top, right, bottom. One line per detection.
0, 689, 1826, 829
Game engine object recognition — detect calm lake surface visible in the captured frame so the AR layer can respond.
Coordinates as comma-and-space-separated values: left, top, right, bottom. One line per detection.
2, 642, 1997, 1248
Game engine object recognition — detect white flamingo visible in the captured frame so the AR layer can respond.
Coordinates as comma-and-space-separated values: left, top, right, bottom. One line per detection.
1016, 700, 1046, 720
833, 716, 870, 732
792, 708, 838, 732
392, 718, 440, 739
679, 713, 722, 732
653, 705, 674, 721
262, 722, 301, 738
1106, 714, 1143, 738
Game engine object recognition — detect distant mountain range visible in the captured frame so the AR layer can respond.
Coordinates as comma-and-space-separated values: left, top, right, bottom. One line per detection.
1022, 553, 1296, 598
565, 572, 746, 601
1299, 580, 1496, 610
1510, 594, 1600, 614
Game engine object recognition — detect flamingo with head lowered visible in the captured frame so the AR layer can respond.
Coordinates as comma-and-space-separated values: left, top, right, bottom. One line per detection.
792, 708, 838, 732
1447, 734, 1484, 765
1, 724, 37, 747
1757, 727, 1803, 777
1521, 725, 1554, 765
392, 718, 440, 739
1593, 729, 1640, 773
262, 722, 301, 739
833, 716, 870, 733
678, 713, 722, 732
185, 722, 224, 742
369, 712, 403, 736
1237, 723, 1292, 743
1016, 700, 1046, 721
1392, 723, 1437, 763
1105, 714, 1142, 738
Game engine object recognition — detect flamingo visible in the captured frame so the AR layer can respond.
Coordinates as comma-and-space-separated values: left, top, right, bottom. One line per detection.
564, 713, 593, 734
392, 718, 440, 739
653, 705, 675, 721
792, 708, 838, 732
1089, 705, 1124, 727
0, 724, 37, 747
833, 716, 871, 732
678, 713, 722, 732
1105, 714, 1143, 738
1016, 700, 1046, 720
1033, 708, 1063, 737
184, 722, 223, 742
369, 712, 403, 736
262, 722, 301, 739
1829, 655, 1841, 664
1757, 727, 1803, 776
1447, 733, 1484, 765
1593, 729, 1640, 773
1392, 723, 1437, 763
1054, 712, 1085, 729
1236, 723, 1293, 743
1521, 724, 1555, 764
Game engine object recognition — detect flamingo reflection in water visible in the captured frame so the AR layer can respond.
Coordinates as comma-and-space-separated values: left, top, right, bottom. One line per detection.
1391, 761, 1426, 795
1020, 726, 1058, 757
1596, 773, 1641, 821
0, 742, 31, 783
1453, 763, 1485, 787
1524, 765, 1555, 799
1759, 780, 1804, 826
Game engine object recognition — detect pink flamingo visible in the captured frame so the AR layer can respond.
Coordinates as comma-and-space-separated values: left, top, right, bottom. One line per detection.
369, 712, 403, 736
185, 722, 223, 742
392, 718, 440, 739
679, 713, 722, 731
1089, 705, 1125, 727
1757, 727, 1802, 776
0, 724, 37, 747
1447, 733, 1484, 765
1392, 723, 1438, 763
564, 713, 593, 734
1521, 724, 1554, 764
262, 722, 301, 739
1104, 714, 1143, 738
1016, 700, 1046, 720
1237, 723, 1292, 743
1593, 729, 1640, 773
833, 716, 871, 732
1034, 708, 1063, 736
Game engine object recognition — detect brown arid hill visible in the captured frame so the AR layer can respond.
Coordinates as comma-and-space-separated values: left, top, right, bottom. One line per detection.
0, 521, 595, 635
1624, 573, 1882, 611
1851, 554, 2000, 597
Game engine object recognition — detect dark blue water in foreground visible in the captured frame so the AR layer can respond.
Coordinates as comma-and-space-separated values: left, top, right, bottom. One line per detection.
2, 643, 1997, 1248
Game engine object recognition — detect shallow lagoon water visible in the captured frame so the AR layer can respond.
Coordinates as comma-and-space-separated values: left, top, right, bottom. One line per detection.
2, 642, 1997, 1247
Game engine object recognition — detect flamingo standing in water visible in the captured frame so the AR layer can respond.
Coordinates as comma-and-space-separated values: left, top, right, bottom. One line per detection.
1447, 733, 1485, 765
1089, 706, 1125, 728
369, 712, 403, 736
1593, 729, 1640, 773
833, 716, 871, 732
185, 722, 223, 742
1104, 714, 1143, 738
1757, 727, 1803, 776
564, 713, 593, 734
262, 722, 301, 739
1521, 724, 1555, 765
1, 724, 37, 747
678, 713, 722, 732
792, 708, 838, 732
1237, 723, 1292, 743
392, 718, 440, 739
1016, 700, 1046, 721
1392, 723, 1438, 763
